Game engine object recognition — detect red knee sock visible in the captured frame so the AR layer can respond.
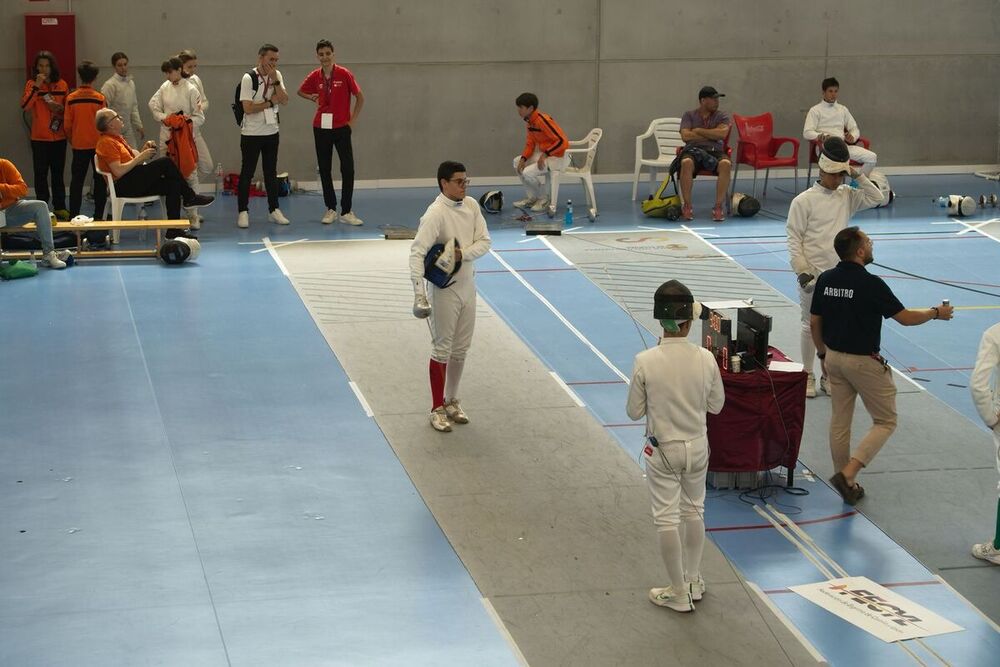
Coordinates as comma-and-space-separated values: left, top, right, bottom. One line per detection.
429, 359, 447, 410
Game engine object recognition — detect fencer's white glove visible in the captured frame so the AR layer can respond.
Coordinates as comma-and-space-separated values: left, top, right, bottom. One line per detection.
413, 294, 431, 319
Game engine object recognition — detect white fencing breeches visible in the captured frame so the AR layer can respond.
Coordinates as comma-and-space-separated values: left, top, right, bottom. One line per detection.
848, 144, 877, 175
799, 284, 816, 377
195, 131, 214, 177
429, 284, 476, 364
644, 435, 709, 530
513, 152, 570, 201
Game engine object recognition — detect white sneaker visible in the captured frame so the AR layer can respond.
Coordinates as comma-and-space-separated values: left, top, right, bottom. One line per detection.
268, 209, 291, 225
189, 213, 201, 231
321, 209, 337, 224
237, 211, 249, 228
971, 541, 1000, 565
513, 197, 537, 209
686, 576, 706, 601
339, 211, 363, 226
55, 249, 74, 262
430, 407, 452, 432
444, 399, 469, 424
41, 250, 67, 269
530, 199, 549, 213
819, 375, 830, 396
806, 373, 816, 399
648, 587, 694, 612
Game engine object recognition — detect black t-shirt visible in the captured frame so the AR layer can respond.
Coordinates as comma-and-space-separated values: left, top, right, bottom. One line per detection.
810, 261, 904, 355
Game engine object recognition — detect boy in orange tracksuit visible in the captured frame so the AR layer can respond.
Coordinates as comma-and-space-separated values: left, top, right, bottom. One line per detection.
64, 60, 108, 222
512, 92, 569, 213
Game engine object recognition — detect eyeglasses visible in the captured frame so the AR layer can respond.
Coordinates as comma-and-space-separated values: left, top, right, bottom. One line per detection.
448, 178, 471, 186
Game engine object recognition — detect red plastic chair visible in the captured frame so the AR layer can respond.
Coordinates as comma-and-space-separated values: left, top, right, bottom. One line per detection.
730, 113, 799, 199
674, 127, 732, 207
806, 137, 871, 186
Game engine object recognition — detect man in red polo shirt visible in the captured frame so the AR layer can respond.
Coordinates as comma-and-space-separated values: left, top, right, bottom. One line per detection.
298, 39, 365, 226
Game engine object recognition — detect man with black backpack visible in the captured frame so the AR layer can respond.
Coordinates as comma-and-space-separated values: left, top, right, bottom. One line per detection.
234, 44, 290, 228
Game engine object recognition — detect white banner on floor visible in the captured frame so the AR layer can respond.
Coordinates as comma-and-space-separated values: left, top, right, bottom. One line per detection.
789, 576, 964, 643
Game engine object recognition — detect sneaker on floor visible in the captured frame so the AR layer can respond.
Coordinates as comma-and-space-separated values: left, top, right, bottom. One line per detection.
829, 472, 863, 505
712, 205, 725, 222
340, 211, 364, 226
55, 249, 74, 262
819, 375, 830, 395
321, 209, 337, 224
40, 250, 67, 269
686, 576, 706, 601
237, 211, 250, 228
971, 541, 1000, 565
444, 399, 469, 424
183, 193, 215, 209
268, 209, 291, 225
806, 373, 816, 398
649, 587, 694, 612
513, 197, 537, 209
681, 203, 694, 221
530, 199, 549, 213
430, 407, 452, 432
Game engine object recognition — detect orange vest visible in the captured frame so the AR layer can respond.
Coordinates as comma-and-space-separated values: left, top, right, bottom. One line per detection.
21, 79, 69, 141
64, 85, 106, 149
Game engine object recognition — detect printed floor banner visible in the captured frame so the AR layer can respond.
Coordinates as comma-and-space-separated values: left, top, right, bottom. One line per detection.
789, 576, 964, 643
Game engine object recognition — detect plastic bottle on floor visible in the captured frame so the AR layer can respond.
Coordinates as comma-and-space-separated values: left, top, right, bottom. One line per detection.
564, 200, 573, 228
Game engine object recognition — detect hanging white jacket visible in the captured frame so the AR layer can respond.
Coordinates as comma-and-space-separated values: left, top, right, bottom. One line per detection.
971, 323, 1000, 429
100, 74, 143, 144
149, 79, 205, 149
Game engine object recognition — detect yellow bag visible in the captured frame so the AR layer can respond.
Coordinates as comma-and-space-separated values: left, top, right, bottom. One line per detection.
641, 175, 682, 219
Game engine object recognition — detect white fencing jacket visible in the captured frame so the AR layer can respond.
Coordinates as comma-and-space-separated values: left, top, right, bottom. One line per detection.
409, 194, 492, 297
971, 323, 1000, 429
803, 100, 861, 142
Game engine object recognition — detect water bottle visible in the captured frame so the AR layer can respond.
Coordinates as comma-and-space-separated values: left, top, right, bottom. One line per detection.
215, 162, 224, 196
935, 196, 949, 207
564, 199, 573, 228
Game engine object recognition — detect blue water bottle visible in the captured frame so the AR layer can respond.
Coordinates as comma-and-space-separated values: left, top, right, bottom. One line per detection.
564, 199, 573, 228
935, 196, 948, 207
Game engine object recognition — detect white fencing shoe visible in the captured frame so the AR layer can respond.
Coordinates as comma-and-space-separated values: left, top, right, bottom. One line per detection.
444, 399, 469, 424
648, 587, 694, 612
268, 209, 291, 225
513, 197, 537, 209
971, 541, 1000, 565
430, 407, 452, 432
530, 198, 549, 213
321, 209, 337, 224
686, 576, 706, 601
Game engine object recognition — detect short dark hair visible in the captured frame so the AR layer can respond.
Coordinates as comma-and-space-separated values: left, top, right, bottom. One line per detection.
437, 161, 466, 191
822, 77, 839, 90
515, 92, 538, 109
316, 39, 334, 52
111, 52, 128, 67
834, 226, 865, 260
258, 43, 279, 56
161, 57, 182, 73
77, 60, 99, 83
177, 49, 197, 64
32, 51, 61, 83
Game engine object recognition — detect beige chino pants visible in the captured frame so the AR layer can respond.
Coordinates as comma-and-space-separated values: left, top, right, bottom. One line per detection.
826, 349, 898, 471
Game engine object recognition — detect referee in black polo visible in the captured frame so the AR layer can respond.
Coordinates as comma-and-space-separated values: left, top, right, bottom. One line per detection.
810, 227, 953, 504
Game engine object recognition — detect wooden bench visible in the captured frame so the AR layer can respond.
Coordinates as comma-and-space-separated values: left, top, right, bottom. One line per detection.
0, 219, 190, 259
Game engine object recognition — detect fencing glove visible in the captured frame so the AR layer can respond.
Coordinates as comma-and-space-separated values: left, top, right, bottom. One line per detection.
797, 272, 816, 292
412, 278, 431, 318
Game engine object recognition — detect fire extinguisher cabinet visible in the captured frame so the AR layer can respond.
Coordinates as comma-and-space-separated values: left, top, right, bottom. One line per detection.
25, 13, 77, 89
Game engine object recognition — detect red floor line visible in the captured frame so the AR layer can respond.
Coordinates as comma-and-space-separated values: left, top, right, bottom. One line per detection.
748, 268, 1000, 289
906, 366, 974, 372
764, 580, 942, 595
566, 380, 628, 385
717, 235, 988, 246
706, 510, 858, 533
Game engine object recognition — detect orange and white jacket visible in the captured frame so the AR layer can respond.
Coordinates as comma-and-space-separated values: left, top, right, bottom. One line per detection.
163, 114, 199, 178
520, 109, 568, 159
1, 159, 30, 210
21, 79, 69, 141
64, 85, 106, 150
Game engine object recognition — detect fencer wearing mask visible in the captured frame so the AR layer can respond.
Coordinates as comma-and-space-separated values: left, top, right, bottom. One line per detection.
409, 161, 492, 432
626, 280, 724, 612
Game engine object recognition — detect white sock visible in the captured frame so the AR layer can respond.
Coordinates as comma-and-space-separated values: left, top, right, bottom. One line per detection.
444, 358, 465, 403
680, 518, 706, 581
658, 529, 685, 590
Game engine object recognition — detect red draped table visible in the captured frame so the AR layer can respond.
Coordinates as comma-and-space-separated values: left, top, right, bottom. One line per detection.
706, 347, 807, 485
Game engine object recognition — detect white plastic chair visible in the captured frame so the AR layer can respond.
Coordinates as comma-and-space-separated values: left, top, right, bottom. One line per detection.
547, 128, 603, 221
632, 118, 684, 200
95, 155, 165, 244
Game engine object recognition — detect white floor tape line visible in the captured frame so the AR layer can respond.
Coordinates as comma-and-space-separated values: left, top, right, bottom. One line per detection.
262, 236, 289, 277
480, 597, 530, 667
540, 236, 573, 266
348, 381, 374, 417
489, 249, 630, 383
549, 371, 586, 407
745, 582, 828, 666
251, 238, 308, 254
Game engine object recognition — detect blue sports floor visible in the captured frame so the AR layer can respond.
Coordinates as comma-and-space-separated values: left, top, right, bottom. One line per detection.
2, 172, 999, 665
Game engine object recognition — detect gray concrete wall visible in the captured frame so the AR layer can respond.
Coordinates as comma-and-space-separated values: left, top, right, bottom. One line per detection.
2, 0, 998, 182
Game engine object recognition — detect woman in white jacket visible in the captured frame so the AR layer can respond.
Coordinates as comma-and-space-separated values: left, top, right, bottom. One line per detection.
178, 50, 214, 179
970, 322, 1000, 565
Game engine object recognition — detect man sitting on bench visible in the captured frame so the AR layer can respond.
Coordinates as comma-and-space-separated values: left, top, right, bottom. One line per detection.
1, 157, 67, 269
94, 107, 213, 240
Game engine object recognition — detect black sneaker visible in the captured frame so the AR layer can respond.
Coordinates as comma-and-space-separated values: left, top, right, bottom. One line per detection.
183, 194, 215, 209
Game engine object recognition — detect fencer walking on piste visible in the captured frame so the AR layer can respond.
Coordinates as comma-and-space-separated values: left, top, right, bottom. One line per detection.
410, 161, 492, 432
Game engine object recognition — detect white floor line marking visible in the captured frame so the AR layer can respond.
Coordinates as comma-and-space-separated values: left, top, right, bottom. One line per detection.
564, 225, 582, 232
517, 236, 542, 244
262, 236, 289, 277
549, 372, 586, 407
892, 366, 927, 392
490, 249, 629, 383
745, 582, 828, 665
954, 217, 1000, 241
681, 224, 732, 259
481, 597, 530, 667
241, 237, 384, 247
540, 236, 573, 266
934, 575, 1000, 633
348, 381, 374, 417
251, 238, 308, 254
753, 505, 836, 578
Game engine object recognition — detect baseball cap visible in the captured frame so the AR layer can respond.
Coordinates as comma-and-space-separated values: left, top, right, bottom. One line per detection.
698, 86, 724, 99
